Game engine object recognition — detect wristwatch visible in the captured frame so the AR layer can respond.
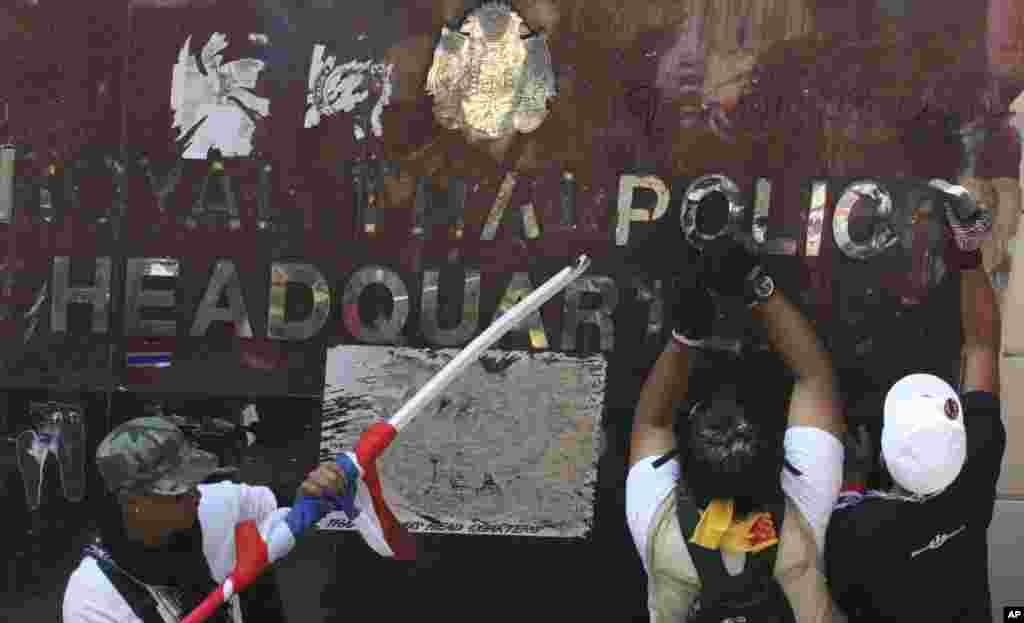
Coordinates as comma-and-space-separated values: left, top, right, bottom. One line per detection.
745, 266, 775, 307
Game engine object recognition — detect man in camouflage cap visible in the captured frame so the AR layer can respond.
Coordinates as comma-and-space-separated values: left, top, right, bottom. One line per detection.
66, 415, 290, 623
95, 416, 222, 547
97, 416, 221, 496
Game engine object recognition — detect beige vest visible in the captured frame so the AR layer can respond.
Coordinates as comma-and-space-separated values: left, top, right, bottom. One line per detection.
646, 491, 844, 623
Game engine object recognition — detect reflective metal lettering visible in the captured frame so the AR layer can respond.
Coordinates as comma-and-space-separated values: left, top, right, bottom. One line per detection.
481, 172, 519, 240
124, 258, 180, 336
616, 174, 670, 246
138, 154, 184, 218
267, 262, 332, 341
449, 177, 467, 240
190, 260, 253, 337
342, 266, 409, 344
562, 276, 617, 352
420, 267, 481, 346
412, 177, 431, 237
192, 156, 239, 225
495, 271, 548, 349
51, 257, 112, 333
751, 178, 798, 255
256, 159, 276, 226
833, 180, 899, 260
632, 277, 664, 339
680, 175, 745, 249
0, 145, 14, 223
805, 180, 828, 257
352, 159, 379, 236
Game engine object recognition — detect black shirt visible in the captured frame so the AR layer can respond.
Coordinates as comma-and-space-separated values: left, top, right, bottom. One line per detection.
825, 391, 1006, 622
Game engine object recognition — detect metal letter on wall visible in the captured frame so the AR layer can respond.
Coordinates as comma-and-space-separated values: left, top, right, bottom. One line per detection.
616, 174, 670, 246
190, 260, 253, 337
342, 266, 409, 344
352, 159, 379, 236
751, 178, 798, 255
191, 156, 239, 228
51, 257, 112, 333
124, 258, 180, 336
632, 276, 664, 340
421, 268, 481, 346
412, 177, 431, 238
495, 272, 548, 349
681, 175, 745, 249
138, 155, 184, 219
562, 276, 617, 352
833, 180, 900, 260
0, 145, 14, 223
267, 262, 331, 341
449, 176, 467, 239
805, 180, 828, 257
481, 172, 519, 240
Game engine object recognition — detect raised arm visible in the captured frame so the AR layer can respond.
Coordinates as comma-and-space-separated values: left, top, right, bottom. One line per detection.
940, 179, 1002, 394
753, 291, 844, 436
699, 236, 844, 437
958, 265, 1000, 395
629, 276, 715, 467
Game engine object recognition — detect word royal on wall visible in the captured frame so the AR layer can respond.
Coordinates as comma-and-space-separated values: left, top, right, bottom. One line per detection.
6, 150, 974, 351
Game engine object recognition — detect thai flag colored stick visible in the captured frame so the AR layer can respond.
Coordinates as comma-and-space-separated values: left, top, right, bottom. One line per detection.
182, 255, 591, 623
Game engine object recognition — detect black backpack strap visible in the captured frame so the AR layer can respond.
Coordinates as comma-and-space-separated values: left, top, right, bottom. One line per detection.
85, 546, 165, 623
680, 497, 788, 608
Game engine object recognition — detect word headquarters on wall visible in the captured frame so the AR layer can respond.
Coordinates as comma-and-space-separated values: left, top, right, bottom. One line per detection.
6, 149, 973, 353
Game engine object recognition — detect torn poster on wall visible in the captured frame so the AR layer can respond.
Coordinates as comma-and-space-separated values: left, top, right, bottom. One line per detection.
318, 345, 605, 537
171, 32, 271, 159
304, 43, 394, 141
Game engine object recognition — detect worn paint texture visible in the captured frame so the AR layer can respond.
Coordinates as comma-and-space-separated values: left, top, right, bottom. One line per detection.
1, 1, 1024, 620
319, 345, 605, 536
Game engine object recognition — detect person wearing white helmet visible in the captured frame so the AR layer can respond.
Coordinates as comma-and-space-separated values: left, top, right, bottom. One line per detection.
825, 189, 1006, 622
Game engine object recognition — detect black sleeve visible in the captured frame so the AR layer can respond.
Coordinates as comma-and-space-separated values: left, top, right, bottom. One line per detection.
824, 509, 867, 620
959, 391, 1007, 492
239, 568, 288, 623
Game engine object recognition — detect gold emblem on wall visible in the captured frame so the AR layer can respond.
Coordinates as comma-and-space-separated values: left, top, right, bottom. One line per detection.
425, 1, 557, 142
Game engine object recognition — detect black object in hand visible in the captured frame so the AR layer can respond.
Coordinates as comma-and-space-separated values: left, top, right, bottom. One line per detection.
672, 278, 715, 341
698, 236, 761, 298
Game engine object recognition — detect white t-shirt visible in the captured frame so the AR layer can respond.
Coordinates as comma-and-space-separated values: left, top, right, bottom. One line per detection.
626, 426, 845, 622
62, 482, 282, 623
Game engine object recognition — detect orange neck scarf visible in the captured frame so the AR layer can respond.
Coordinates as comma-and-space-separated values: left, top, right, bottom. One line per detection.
689, 498, 779, 554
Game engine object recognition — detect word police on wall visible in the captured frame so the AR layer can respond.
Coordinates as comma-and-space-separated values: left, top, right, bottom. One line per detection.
13, 147, 974, 351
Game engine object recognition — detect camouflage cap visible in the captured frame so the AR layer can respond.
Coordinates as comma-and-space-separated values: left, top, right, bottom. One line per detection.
96, 416, 220, 496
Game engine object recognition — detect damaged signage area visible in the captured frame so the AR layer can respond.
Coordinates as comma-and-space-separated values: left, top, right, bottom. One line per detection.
318, 345, 605, 537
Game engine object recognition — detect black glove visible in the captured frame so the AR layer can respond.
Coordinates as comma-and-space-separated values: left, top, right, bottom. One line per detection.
698, 235, 763, 302
670, 276, 715, 343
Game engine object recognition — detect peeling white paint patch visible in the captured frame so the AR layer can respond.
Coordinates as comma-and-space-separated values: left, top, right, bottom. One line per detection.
357, 33, 368, 41
304, 43, 394, 141
248, 33, 269, 46
170, 33, 270, 160
318, 345, 605, 537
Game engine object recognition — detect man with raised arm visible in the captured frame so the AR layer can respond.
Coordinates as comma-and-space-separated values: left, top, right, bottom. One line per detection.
825, 197, 1006, 622
627, 237, 846, 622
